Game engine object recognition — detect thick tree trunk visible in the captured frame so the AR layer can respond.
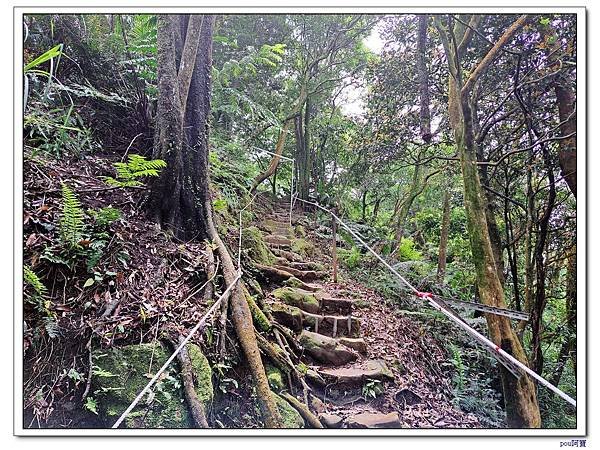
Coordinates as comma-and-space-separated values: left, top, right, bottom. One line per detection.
148, 15, 214, 241
149, 14, 283, 428
437, 190, 451, 282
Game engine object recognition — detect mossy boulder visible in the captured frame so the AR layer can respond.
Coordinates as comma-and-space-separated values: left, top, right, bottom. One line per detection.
291, 238, 315, 258
274, 393, 304, 428
269, 303, 303, 331
272, 287, 320, 314
241, 226, 275, 265
92, 343, 191, 428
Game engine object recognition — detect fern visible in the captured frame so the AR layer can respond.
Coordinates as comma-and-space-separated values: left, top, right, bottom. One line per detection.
59, 183, 85, 248
24, 265, 47, 298
103, 154, 166, 187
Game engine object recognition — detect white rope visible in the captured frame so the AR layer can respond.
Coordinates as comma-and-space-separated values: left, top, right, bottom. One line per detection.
111, 271, 242, 429
294, 196, 576, 408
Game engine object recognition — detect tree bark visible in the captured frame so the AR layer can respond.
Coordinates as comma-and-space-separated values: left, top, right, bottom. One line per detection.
148, 15, 214, 241
149, 14, 283, 428
435, 14, 541, 428
416, 15, 432, 143
437, 190, 451, 282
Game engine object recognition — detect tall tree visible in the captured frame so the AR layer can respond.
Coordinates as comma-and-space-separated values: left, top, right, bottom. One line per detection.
148, 14, 282, 427
148, 15, 213, 240
435, 14, 541, 427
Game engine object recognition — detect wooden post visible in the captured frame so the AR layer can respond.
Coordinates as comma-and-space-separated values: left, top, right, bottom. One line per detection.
331, 212, 338, 284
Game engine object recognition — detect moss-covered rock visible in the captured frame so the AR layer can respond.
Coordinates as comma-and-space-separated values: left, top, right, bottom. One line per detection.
274, 393, 304, 428
266, 365, 284, 392
241, 226, 275, 265
272, 287, 320, 314
269, 303, 303, 331
92, 343, 192, 428
291, 238, 315, 258
187, 343, 214, 407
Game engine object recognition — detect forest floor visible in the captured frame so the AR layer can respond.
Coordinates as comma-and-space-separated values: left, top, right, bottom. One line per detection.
23, 150, 485, 429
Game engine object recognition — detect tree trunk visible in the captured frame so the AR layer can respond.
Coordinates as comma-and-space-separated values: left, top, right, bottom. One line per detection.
416, 15, 432, 143
249, 119, 292, 193
297, 96, 312, 202
435, 14, 541, 428
530, 142, 557, 375
148, 15, 214, 241
149, 14, 283, 428
437, 190, 451, 282
554, 80, 577, 197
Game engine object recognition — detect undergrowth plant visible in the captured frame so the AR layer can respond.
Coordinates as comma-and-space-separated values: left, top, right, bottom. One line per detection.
103, 154, 166, 187
59, 183, 85, 248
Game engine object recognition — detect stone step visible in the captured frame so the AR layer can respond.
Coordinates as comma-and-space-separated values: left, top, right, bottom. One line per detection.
317, 359, 393, 387
269, 302, 360, 337
345, 412, 402, 429
283, 277, 321, 292
319, 413, 344, 429
275, 259, 325, 272
272, 287, 321, 314
271, 248, 304, 262
264, 219, 289, 228
298, 330, 359, 366
302, 311, 360, 338
265, 235, 292, 248
273, 265, 325, 282
320, 297, 354, 316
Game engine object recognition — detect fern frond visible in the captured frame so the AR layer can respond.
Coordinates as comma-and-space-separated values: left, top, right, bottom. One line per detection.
59, 183, 85, 247
103, 154, 166, 188
24, 265, 47, 297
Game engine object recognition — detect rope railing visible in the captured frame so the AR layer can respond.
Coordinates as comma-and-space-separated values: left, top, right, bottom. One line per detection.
293, 196, 576, 408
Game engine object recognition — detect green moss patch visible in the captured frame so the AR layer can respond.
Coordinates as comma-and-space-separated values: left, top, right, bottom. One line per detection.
291, 238, 315, 258
92, 343, 192, 428
241, 226, 275, 265
274, 393, 304, 428
186, 343, 214, 407
272, 287, 320, 313
266, 365, 284, 392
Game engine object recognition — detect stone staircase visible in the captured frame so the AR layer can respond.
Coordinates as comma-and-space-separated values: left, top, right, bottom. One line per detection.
260, 198, 401, 429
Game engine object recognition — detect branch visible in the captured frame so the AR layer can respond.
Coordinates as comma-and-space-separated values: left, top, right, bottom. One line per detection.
461, 15, 528, 97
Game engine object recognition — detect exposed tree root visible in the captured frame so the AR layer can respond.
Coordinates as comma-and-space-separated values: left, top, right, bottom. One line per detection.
280, 392, 323, 429
168, 335, 209, 428
205, 205, 283, 428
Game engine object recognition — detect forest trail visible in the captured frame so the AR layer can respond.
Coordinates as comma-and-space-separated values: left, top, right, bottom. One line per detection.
256, 198, 480, 428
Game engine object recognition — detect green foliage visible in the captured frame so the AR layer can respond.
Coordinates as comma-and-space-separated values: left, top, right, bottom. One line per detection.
24, 265, 47, 298
362, 378, 385, 399
397, 238, 422, 262
24, 103, 98, 157
59, 183, 85, 248
339, 246, 362, 269
449, 343, 465, 394
84, 396, 98, 415
88, 207, 121, 228
103, 154, 166, 187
